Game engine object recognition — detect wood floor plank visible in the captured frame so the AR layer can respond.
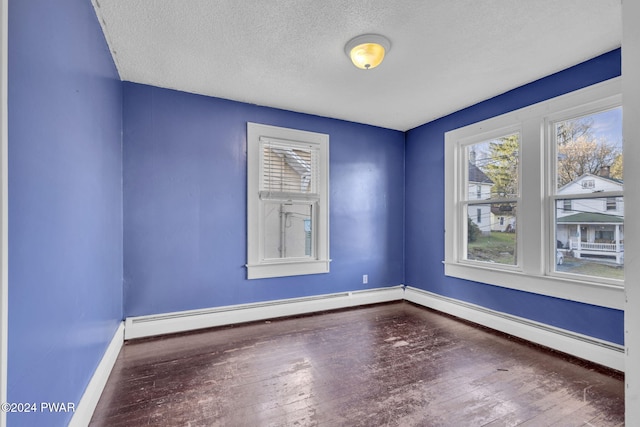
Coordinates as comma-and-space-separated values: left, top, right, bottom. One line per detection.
90, 302, 624, 426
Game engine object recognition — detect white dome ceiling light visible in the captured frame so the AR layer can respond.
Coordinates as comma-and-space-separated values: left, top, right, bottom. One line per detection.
345, 34, 391, 70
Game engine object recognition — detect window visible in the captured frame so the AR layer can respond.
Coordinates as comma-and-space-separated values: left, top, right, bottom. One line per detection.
445, 78, 623, 309
582, 179, 595, 189
247, 123, 330, 279
551, 107, 624, 280
463, 133, 520, 265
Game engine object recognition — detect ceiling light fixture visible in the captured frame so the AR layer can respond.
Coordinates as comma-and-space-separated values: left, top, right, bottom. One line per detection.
344, 34, 391, 70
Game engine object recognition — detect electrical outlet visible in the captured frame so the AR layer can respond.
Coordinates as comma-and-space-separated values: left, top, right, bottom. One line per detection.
363, 274, 368, 284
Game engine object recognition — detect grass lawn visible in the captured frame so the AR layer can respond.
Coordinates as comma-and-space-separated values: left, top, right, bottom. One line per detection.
556, 255, 624, 280
468, 232, 624, 280
467, 232, 516, 265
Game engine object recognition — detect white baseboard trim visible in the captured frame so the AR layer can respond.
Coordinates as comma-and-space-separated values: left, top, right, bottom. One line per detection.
125, 285, 624, 371
124, 285, 405, 340
69, 322, 124, 427
404, 286, 624, 372
74, 286, 622, 425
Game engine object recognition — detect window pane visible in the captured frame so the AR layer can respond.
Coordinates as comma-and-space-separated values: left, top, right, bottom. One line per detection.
263, 202, 313, 260
262, 142, 318, 195
554, 107, 623, 280
555, 197, 624, 279
555, 107, 623, 190
465, 133, 519, 200
466, 203, 517, 265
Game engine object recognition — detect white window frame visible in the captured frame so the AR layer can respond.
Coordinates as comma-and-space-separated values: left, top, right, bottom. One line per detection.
444, 78, 623, 310
545, 101, 624, 281
460, 125, 522, 269
246, 122, 330, 279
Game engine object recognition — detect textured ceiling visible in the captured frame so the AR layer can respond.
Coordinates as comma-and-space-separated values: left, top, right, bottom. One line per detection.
92, 0, 621, 131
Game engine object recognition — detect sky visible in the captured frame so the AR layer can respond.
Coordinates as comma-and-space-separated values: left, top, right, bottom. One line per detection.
585, 106, 623, 146
467, 105, 623, 172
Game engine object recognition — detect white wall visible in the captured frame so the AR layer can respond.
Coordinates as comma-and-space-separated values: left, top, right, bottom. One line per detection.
623, 0, 640, 424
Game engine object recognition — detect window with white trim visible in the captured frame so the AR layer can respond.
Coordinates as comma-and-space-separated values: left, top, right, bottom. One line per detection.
246, 123, 330, 279
445, 78, 623, 309
551, 106, 624, 279
463, 132, 520, 265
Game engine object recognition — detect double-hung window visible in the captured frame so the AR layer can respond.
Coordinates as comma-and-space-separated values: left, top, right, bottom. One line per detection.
445, 78, 623, 309
550, 106, 624, 277
247, 123, 330, 279
462, 131, 520, 265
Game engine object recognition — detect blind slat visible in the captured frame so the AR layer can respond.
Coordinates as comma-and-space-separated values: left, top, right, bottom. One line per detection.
260, 139, 319, 196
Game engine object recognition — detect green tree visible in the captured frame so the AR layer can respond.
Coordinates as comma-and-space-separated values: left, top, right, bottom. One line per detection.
467, 216, 480, 242
610, 153, 623, 180
483, 134, 519, 198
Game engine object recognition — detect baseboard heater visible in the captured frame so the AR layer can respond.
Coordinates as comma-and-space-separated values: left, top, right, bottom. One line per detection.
124, 284, 623, 371
404, 286, 624, 372
125, 285, 405, 340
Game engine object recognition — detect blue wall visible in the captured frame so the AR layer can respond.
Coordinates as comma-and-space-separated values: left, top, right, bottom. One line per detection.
5, 2, 623, 423
123, 83, 405, 317
405, 49, 624, 345
8, 0, 123, 425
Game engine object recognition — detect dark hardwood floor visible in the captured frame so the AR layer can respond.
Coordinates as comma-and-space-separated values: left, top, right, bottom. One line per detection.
90, 302, 624, 426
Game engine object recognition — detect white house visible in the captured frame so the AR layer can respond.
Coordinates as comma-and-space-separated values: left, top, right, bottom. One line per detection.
490, 205, 516, 233
556, 172, 624, 264
468, 161, 493, 235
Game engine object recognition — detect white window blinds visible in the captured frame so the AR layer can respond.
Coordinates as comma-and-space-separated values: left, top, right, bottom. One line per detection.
259, 137, 319, 198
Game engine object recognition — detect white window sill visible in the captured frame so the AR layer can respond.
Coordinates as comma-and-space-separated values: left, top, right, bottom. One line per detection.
247, 259, 331, 280
444, 262, 624, 310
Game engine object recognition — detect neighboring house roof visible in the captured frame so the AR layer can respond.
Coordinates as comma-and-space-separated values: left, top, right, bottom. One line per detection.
557, 212, 624, 224
271, 147, 312, 191
490, 205, 515, 215
604, 176, 623, 185
557, 173, 623, 194
468, 163, 493, 184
